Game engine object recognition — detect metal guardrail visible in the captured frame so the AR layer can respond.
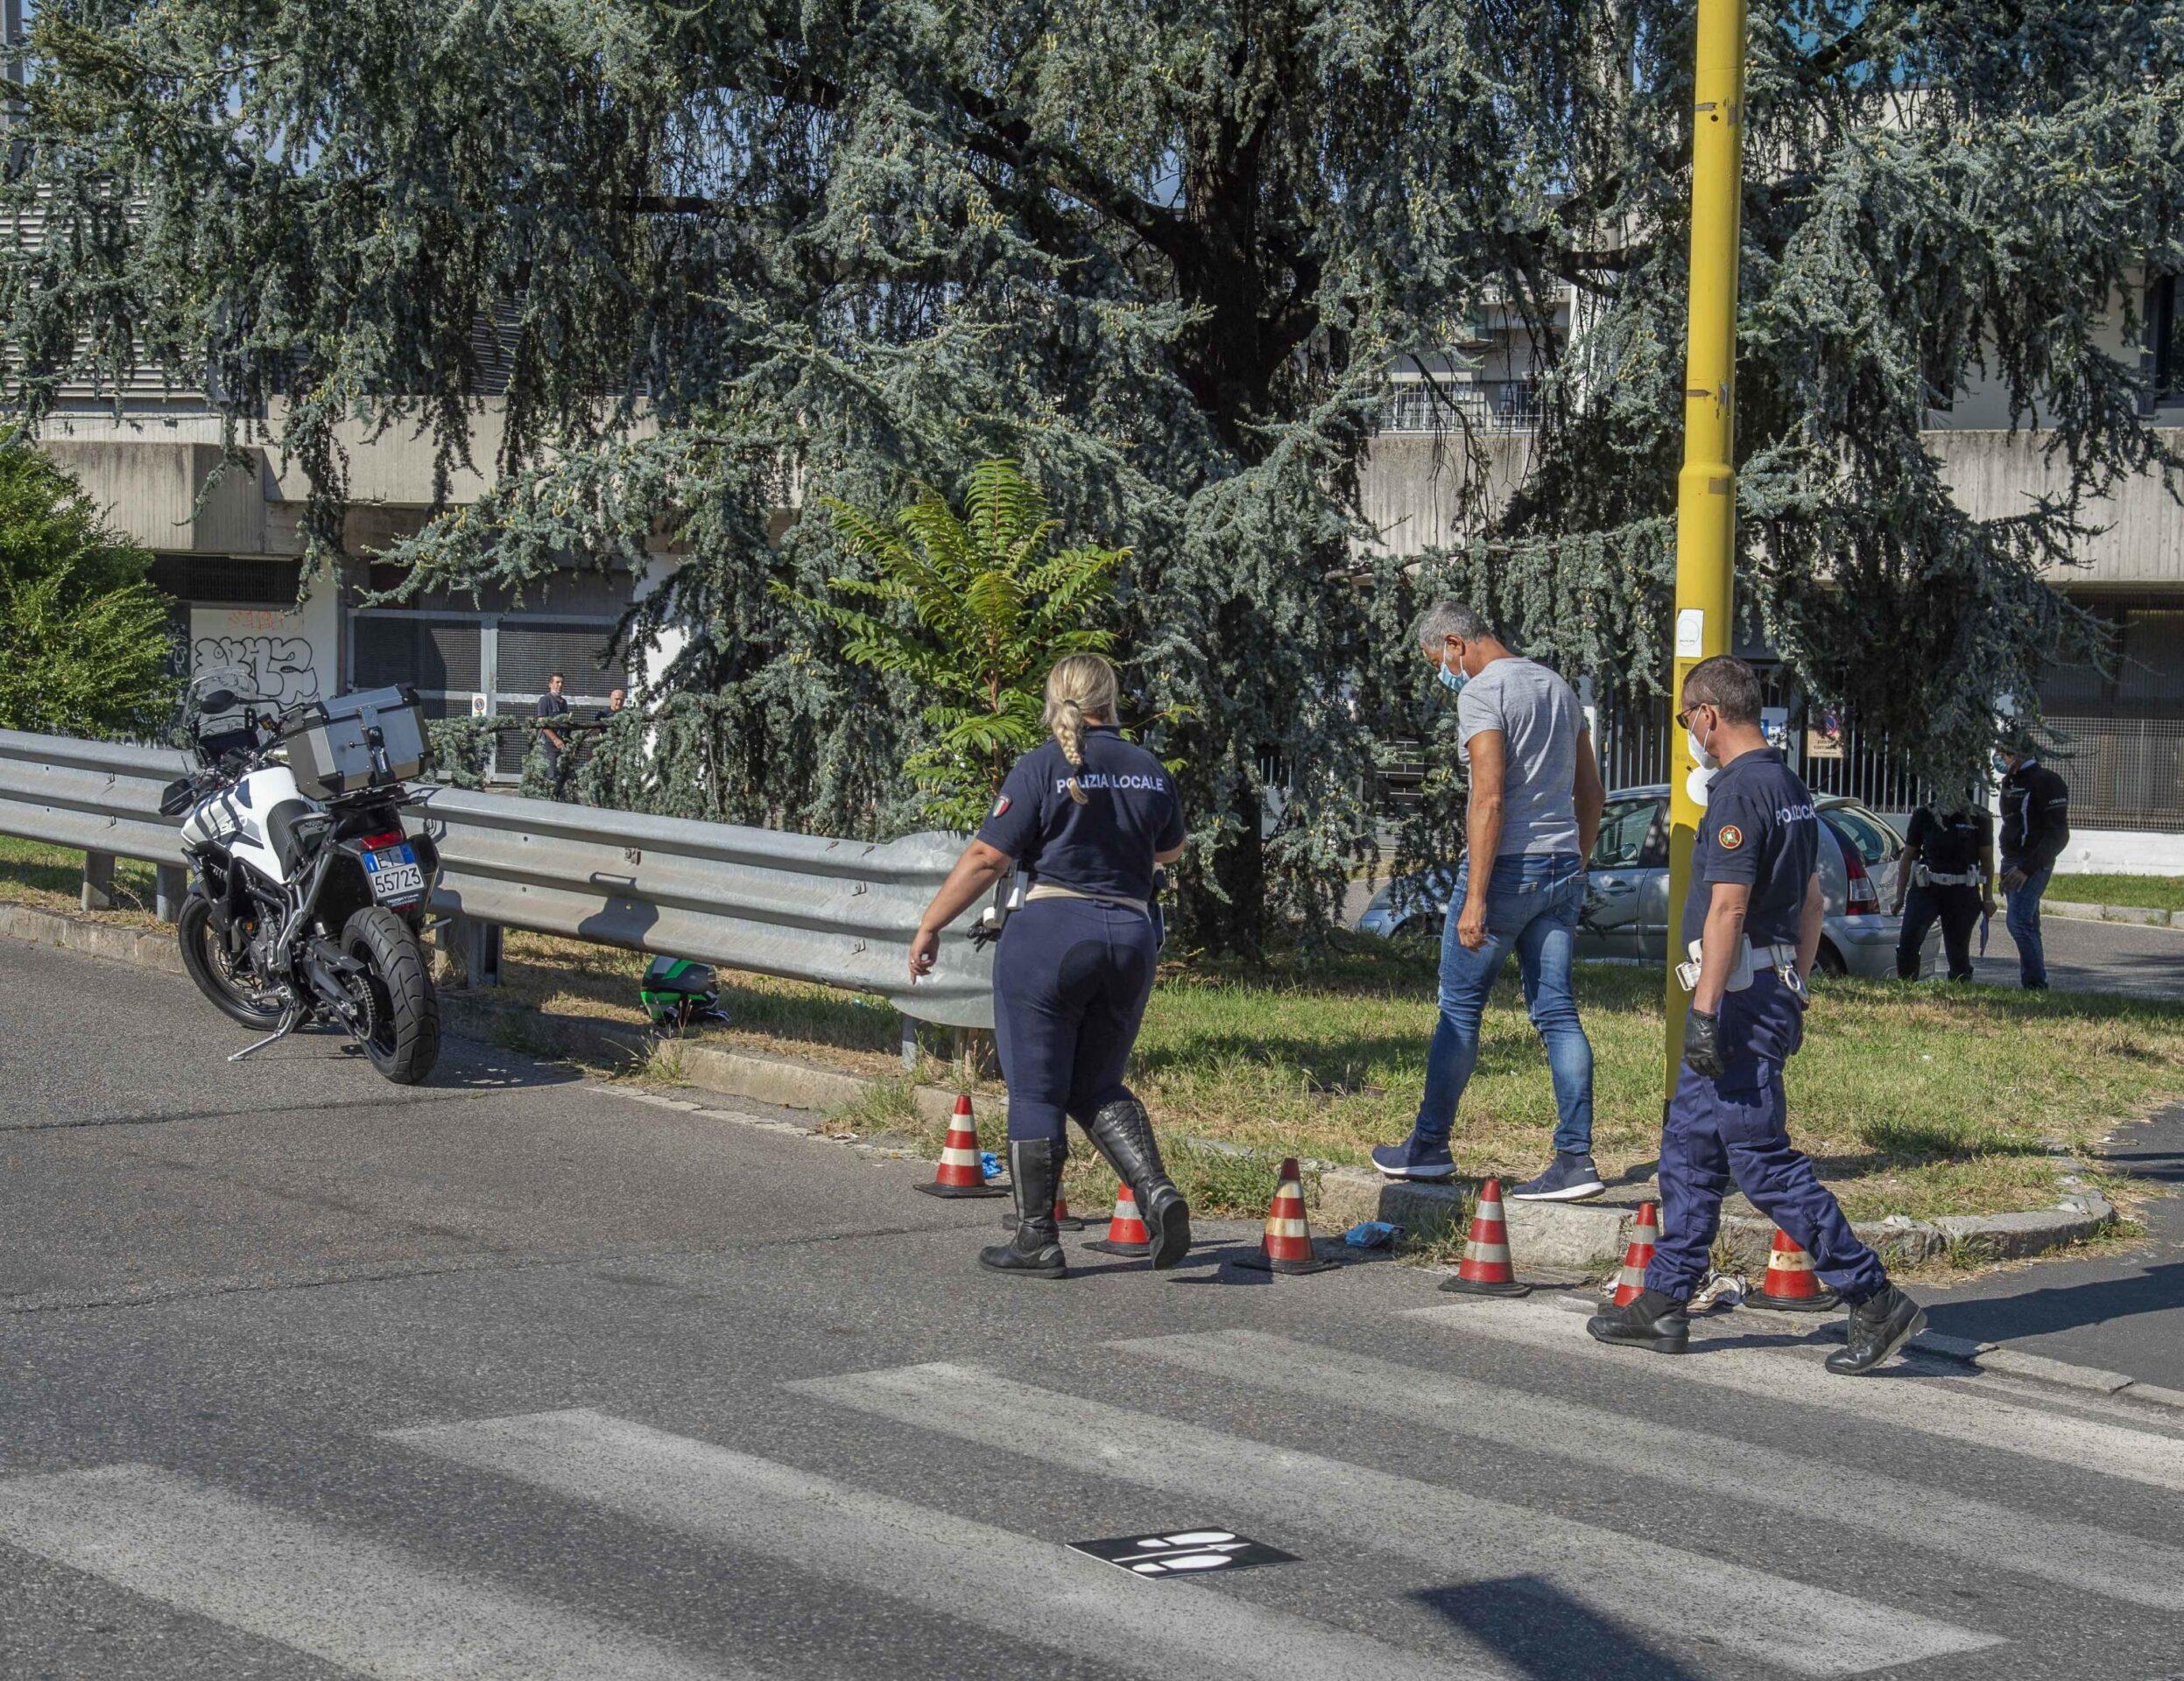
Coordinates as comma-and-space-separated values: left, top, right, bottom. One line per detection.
0, 729, 996, 1030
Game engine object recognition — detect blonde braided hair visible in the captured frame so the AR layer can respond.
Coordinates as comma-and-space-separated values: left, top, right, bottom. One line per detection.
1044, 654, 1121, 805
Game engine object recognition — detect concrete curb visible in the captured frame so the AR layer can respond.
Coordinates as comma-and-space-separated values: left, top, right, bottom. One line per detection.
2, 901, 186, 976
1315, 1166, 2116, 1270
2047, 897, 2180, 929
0, 897, 2125, 1273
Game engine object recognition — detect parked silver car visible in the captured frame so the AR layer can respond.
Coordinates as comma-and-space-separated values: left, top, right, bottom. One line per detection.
1358, 786, 1938, 979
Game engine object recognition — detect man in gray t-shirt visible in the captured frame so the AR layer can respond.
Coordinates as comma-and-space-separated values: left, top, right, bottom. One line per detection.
1371, 600, 1608, 1204
1457, 657, 1582, 857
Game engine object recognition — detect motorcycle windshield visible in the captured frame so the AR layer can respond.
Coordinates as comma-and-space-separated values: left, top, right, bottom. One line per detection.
186, 665, 265, 720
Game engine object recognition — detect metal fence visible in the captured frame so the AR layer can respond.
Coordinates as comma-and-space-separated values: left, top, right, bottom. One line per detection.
0, 729, 995, 1029
1378, 381, 1540, 433
2042, 714, 2184, 833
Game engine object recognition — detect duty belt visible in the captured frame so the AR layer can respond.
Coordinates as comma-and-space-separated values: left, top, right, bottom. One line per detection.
1025, 882, 1152, 917
1677, 938, 1807, 1002
1913, 864, 1982, 888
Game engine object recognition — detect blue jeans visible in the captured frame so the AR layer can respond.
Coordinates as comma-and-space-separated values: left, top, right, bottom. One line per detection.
1413, 853, 1594, 1157
2004, 866, 2053, 988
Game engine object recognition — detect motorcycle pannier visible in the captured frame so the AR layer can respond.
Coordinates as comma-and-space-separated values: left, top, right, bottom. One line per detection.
285, 686, 427, 798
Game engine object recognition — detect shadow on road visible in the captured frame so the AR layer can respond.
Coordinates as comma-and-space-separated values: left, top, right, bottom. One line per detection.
1927, 1260, 2184, 1349
1414, 1577, 1705, 1680
1921, 1105, 2184, 1352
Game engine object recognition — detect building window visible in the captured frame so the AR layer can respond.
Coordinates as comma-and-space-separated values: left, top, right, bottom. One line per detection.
2152, 277, 2184, 402
145, 555, 304, 607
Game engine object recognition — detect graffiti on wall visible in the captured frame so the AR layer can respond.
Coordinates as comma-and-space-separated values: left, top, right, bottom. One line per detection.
193, 634, 323, 707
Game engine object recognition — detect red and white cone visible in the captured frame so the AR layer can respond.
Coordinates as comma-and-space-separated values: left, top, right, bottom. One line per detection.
1611, 1202, 1660, 1306
1234, 1157, 1338, 1274
914, 1095, 1004, 1199
1440, 1176, 1531, 1297
1752, 1227, 1840, 1312
1087, 1185, 1152, 1255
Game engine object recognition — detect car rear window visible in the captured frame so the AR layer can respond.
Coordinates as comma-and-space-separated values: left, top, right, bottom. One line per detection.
1824, 805, 1898, 865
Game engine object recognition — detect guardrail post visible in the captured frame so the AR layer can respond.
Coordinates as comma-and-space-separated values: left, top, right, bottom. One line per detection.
154, 865, 187, 923
900, 1014, 919, 1074
452, 916, 502, 988
81, 851, 116, 912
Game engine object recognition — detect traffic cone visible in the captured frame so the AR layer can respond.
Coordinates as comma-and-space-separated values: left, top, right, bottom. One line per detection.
1752, 1227, 1840, 1312
915, 1095, 1004, 1199
1087, 1184, 1152, 1255
1610, 1202, 1660, 1306
1234, 1157, 1339, 1274
1440, 1176, 1532, 1297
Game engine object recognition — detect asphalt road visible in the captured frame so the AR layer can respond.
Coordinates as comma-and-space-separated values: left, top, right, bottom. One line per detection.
1921, 1104, 2184, 1392
7, 939, 2184, 1681
1971, 909, 2184, 1000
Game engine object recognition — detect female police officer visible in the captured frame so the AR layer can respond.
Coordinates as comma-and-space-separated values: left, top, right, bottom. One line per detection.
909, 654, 1190, 1278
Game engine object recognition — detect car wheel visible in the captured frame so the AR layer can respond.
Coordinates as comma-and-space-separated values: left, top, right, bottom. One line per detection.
1394, 916, 1443, 942
1814, 942, 1848, 978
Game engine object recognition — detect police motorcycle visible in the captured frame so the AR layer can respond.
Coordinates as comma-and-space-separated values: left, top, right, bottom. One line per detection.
161, 669, 442, 1085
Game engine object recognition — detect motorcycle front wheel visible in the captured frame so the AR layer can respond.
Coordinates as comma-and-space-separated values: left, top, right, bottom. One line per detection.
177, 893, 286, 1030
342, 906, 441, 1085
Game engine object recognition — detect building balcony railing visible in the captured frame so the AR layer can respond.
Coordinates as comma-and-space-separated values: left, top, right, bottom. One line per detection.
1378, 381, 1541, 434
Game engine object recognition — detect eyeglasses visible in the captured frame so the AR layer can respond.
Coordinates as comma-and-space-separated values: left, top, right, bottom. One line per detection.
1674, 706, 1710, 731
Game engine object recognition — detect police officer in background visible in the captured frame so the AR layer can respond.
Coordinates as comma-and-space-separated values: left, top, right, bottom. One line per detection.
910, 654, 1190, 1279
1892, 792, 1997, 982
1998, 733, 2071, 990
1589, 658, 1924, 1375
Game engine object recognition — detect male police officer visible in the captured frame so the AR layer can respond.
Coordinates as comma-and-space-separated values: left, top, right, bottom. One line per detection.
1997, 735, 2071, 990
1588, 658, 1924, 1375
1893, 793, 1997, 982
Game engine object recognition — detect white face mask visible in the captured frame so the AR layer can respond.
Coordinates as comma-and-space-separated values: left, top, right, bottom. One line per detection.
1687, 721, 1718, 771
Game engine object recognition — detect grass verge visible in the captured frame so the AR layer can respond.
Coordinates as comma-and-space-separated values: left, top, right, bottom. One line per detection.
2050, 873, 2184, 912
0, 836, 164, 926
6, 839, 2178, 1225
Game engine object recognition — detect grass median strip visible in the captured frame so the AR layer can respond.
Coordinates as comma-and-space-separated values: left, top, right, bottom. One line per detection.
2050, 873, 2184, 913
6, 839, 2177, 1225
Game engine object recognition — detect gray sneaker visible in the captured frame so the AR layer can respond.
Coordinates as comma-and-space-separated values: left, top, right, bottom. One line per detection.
1508, 1152, 1606, 1202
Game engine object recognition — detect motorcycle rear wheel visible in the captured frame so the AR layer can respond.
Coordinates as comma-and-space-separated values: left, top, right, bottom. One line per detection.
342, 906, 440, 1085
177, 894, 285, 1030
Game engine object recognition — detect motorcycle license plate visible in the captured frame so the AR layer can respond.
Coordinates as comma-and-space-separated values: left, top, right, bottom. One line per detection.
363, 843, 425, 904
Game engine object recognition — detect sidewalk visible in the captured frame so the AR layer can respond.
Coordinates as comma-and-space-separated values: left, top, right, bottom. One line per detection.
1919, 1105, 2184, 1392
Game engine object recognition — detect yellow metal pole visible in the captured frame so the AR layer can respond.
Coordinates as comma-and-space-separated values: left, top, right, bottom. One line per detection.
1665, 0, 1751, 1103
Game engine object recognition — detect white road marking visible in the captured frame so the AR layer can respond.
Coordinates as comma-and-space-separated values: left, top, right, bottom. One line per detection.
792, 1362, 1999, 1677
0, 1464, 732, 1679
1119, 1328, 2184, 1613
387, 1408, 1509, 1681
1408, 1298, 2184, 1494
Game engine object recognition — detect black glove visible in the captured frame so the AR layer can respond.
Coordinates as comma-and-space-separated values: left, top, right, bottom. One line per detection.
1683, 1007, 1726, 1079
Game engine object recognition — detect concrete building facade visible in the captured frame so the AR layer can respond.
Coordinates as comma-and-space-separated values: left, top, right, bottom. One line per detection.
1363, 282, 2184, 869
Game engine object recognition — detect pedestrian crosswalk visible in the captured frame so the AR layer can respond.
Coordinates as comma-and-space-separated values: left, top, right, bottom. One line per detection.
390, 1408, 1501, 1681
790, 1363, 1994, 1675
0, 1465, 731, 1681
1117, 1326, 2184, 1614
1407, 1298, 2184, 1493
6, 1307, 2184, 1680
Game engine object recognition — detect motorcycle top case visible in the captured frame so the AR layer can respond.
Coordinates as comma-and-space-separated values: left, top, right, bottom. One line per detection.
285, 686, 427, 798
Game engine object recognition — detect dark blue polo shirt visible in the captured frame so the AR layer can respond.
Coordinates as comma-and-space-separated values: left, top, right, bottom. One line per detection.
1681, 748, 1820, 948
976, 727, 1184, 902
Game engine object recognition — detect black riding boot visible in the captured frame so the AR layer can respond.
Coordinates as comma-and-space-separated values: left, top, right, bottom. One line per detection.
1081, 1096, 1191, 1269
979, 1139, 1066, 1278
1586, 1288, 1692, 1354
